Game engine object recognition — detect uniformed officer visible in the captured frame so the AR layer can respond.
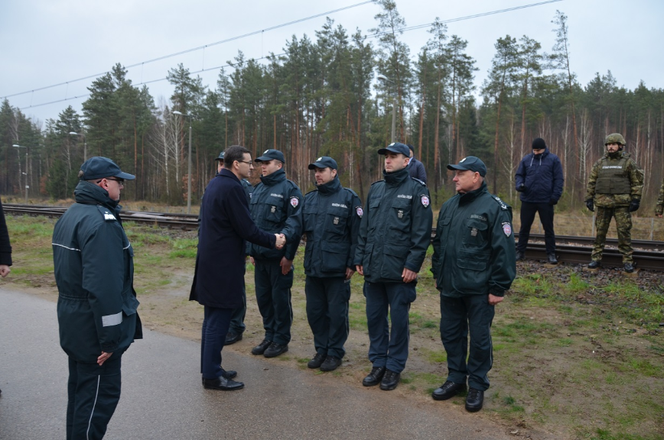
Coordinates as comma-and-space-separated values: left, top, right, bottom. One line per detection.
354, 142, 433, 391
213, 151, 255, 346
282, 156, 362, 372
247, 149, 303, 358
585, 133, 644, 273
431, 156, 516, 413
654, 180, 664, 218
52, 157, 142, 439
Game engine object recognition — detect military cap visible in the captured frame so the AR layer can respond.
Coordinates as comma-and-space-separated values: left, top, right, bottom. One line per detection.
214, 151, 225, 162
79, 156, 135, 181
447, 156, 487, 177
255, 149, 285, 163
377, 142, 410, 157
308, 156, 338, 170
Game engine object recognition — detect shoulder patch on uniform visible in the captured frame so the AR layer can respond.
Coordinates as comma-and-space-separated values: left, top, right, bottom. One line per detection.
356, 206, 363, 218
290, 196, 299, 208
96, 205, 117, 221
420, 194, 430, 208
502, 222, 512, 237
492, 195, 508, 211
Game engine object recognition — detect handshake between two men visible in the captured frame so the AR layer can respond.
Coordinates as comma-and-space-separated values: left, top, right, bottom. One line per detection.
274, 233, 286, 250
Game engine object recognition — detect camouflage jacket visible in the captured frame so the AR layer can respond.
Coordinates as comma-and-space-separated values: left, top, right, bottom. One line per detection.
586, 151, 643, 208
656, 181, 664, 215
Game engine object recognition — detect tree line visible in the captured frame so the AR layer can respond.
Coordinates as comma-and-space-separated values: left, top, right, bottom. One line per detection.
2, 0, 664, 212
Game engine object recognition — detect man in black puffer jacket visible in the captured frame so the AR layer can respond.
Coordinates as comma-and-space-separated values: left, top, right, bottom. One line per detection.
514, 138, 564, 264
53, 157, 142, 440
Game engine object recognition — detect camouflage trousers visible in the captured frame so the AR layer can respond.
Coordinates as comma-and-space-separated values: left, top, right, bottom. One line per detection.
591, 206, 633, 263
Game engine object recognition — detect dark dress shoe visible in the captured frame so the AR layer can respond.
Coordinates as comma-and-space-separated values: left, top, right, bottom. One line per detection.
379, 369, 400, 391
362, 366, 386, 387
465, 388, 484, 412
320, 356, 342, 372
202, 376, 244, 391
307, 352, 326, 369
263, 342, 288, 358
251, 339, 272, 355
224, 331, 243, 345
588, 260, 601, 269
432, 381, 467, 401
547, 254, 558, 264
515, 250, 524, 261
624, 262, 635, 273
220, 369, 237, 379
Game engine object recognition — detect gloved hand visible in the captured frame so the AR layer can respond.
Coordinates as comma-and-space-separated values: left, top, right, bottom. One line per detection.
549, 198, 557, 206
585, 199, 594, 212
629, 199, 640, 212
517, 184, 526, 192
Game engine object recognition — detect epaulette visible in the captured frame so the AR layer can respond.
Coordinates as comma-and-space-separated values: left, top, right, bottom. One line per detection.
370, 180, 385, 186
96, 205, 117, 221
411, 177, 426, 186
491, 195, 509, 211
342, 187, 360, 198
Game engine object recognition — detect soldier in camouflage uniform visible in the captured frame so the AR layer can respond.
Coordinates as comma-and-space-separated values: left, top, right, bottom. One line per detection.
585, 133, 644, 273
655, 181, 664, 218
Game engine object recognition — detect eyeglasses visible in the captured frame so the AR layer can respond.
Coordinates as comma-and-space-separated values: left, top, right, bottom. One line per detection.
105, 177, 125, 185
238, 160, 254, 166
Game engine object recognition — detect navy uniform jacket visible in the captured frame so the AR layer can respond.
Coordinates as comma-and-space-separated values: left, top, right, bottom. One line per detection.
355, 167, 432, 283
0, 199, 12, 266
283, 176, 362, 278
247, 168, 302, 261
52, 181, 142, 362
190, 169, 275, 309
431, 181, 516, 297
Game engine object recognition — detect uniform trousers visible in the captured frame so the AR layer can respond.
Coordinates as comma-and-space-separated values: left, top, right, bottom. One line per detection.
364, 281, 416, 373
201, 306, 233, 379
592, 206, 633, 263
254, 258, 293, 345
517, 201, 556, 254
305, 276, 350, 359
440, 294, 495, 391
66, 355, 122, 440
228, 279, 247, 336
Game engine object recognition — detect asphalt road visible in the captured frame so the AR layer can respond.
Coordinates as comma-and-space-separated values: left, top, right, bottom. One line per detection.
0, 288, 514, 440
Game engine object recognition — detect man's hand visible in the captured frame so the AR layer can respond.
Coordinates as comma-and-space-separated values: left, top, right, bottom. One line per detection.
356, 265, 364, 276
585, 199, 594, 212
97, 351, 113, 366
488, 294, 504, 306
517, 184, 526, 192
402, 268, 418, 283
280, 257, 293, 275
629, 199, 640, 212
345, 267, 355, 280
0, 265, 10, 278
274, 233, 286, 249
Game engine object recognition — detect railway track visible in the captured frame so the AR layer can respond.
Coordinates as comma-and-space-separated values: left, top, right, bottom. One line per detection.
6, 203, 664, 271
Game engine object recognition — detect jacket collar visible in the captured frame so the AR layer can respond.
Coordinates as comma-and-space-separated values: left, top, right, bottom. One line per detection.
383, 167, 410, 187
74, 180, 120, 214
260, 168, 286, 186
317, 176, 341, 195
458, 181, 488, 205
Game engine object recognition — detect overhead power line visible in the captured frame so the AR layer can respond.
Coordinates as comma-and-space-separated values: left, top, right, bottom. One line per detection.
8, 0, 562, 111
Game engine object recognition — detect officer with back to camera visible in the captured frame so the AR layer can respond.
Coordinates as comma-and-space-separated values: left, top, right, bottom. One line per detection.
213, 151, 255, 346
281, 156, 362, 372
355, 142, 432, 391
585, 133, 644, 273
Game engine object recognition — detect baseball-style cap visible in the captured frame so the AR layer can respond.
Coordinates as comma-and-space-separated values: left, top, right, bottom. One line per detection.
79, 156, 135, 180
255, 149, 285, 163
308, 156, 338, 170
377, 142, 410, 157
447, 156, 487, 177
214, 151, 225, 162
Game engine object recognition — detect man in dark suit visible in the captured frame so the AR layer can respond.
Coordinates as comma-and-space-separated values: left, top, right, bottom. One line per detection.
190, 145, 285, 391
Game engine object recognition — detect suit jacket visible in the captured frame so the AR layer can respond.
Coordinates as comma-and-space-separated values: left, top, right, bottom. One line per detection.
190, 169, 275, 309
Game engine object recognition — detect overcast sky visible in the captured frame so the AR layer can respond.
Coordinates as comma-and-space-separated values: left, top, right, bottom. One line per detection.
1, 0, 662, 126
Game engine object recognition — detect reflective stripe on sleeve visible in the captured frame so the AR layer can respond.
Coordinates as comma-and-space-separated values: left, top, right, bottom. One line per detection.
101, 312, 123, 327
